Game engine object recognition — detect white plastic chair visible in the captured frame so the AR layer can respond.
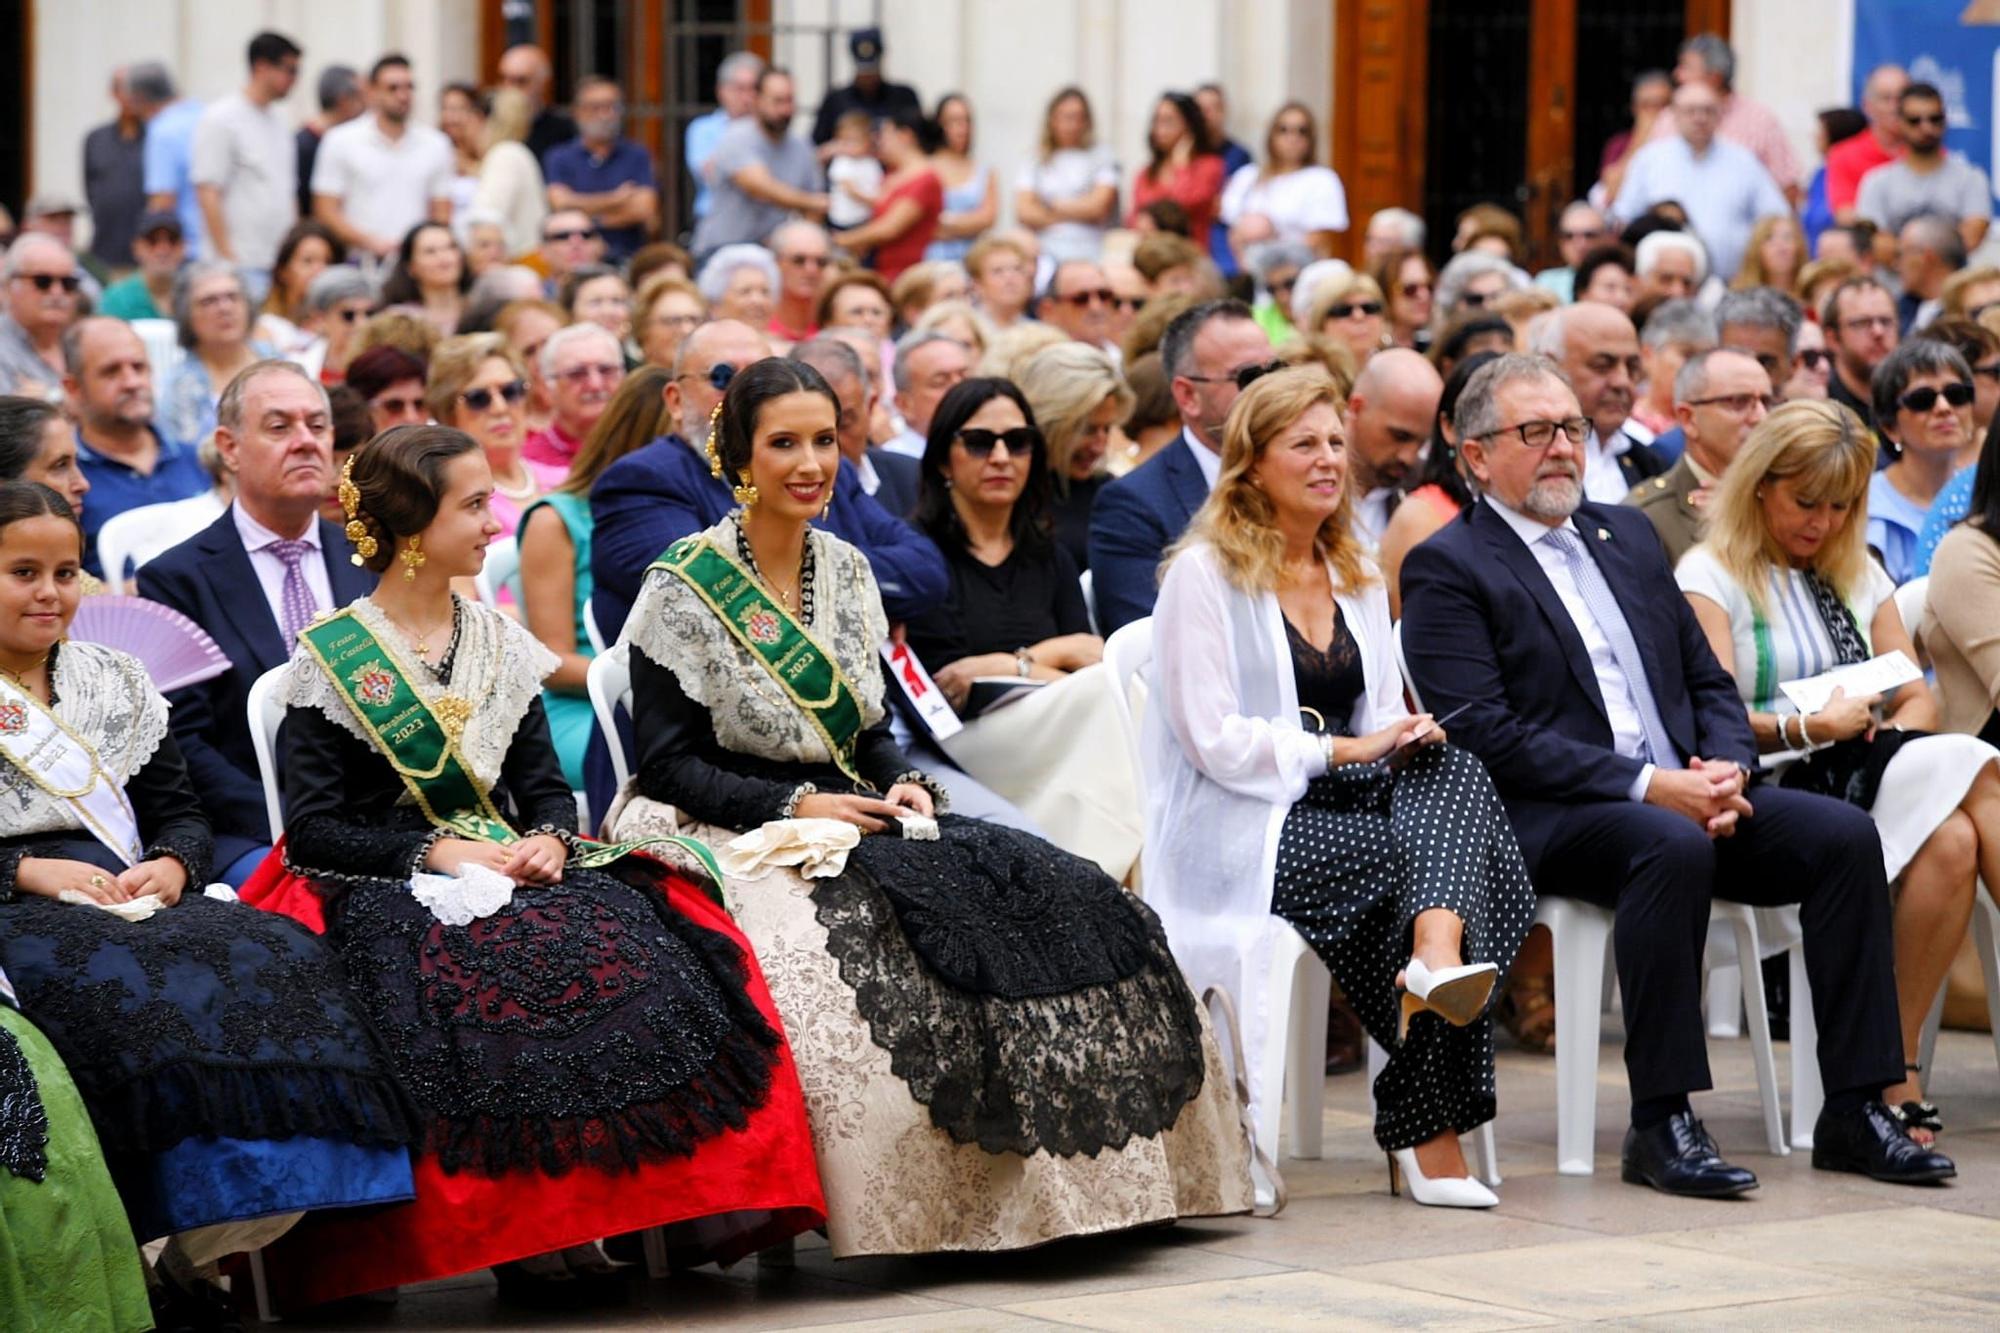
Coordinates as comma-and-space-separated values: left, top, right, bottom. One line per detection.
586, 643, 635, 793
93, 492, 225, 592
473, 535, 520, 606
1080, 568, 1098, 635
246, 665, 290, 842
1101, 617, 1153, 814
1396, 622, 1787, 1174
129, 317, 183, 403
584, 599, 608, 655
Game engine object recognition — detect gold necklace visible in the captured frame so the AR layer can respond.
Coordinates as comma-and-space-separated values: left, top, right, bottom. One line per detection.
0, 651, 50, 689
384, 607, 454, 657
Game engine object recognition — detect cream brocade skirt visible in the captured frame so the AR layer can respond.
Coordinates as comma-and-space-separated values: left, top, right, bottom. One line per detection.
613, 797, 1253, 1258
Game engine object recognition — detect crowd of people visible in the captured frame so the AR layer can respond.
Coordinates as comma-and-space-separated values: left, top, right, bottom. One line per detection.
6, 20, 2000, 1329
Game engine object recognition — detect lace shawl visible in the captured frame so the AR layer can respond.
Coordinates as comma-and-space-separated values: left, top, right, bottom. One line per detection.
0, 643, 170, 840
285, 596, 560, 791
622, 518, 889, 767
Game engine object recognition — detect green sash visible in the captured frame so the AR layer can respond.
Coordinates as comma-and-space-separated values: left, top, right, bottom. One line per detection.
298, 610, 723, 892
653, 535, 869, 785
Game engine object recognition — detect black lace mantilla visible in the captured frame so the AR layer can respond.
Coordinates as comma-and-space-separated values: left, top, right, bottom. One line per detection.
811, 816, 1207, 1158
0, 895, 417, 1155
0, 1025, 49, 1182
332, 861, 783, 1178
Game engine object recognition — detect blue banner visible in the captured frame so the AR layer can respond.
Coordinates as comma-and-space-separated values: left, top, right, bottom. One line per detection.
1852, 1, 2000, 204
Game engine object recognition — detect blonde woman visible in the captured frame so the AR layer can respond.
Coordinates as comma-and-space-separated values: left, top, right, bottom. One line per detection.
424, 332, 556, 538
1732, 214, 1806, 293
1678, 399, 2000, 1143
911, 298, 994, 362
471, 86, 547, 257
1015, 341, 1134, 571
1146, 366, 1532, 1207
1307, 272, 1390, 368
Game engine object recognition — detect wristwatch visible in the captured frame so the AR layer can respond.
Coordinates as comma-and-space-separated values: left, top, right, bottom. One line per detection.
1015, 647, 1033, 678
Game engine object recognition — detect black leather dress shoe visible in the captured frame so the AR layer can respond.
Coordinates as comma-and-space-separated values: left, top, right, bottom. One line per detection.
1620, 1112, 1759, 1197
1812, 1100, 1956, 1184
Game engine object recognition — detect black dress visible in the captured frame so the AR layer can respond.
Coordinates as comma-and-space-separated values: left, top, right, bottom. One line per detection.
1052, 474, 1108, 573
1268, 608, 1536, 1150
904, 538, 1092, 717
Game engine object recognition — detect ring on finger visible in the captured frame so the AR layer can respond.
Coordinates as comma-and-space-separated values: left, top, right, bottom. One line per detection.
89, 873, 108, 889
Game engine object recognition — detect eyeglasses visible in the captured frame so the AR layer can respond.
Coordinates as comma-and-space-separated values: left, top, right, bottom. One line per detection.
543, 227, 600, 244
1795, 348, 1828, 371
1686, 391, 1777, 414
1459, 291, 1491, 308
955, 426, 1042, 459
1839, 314, 1897, 333
1479, 416, 1590, 449
679, 362, 739, 392
1327, 301, 1383, 319
1898, 382, 1975, 413
371, 394, 425, 416
1401, 281, 1433, 298
1903, 112, 1946, 127
1056, 288, 1114, 308
15, 273, 81, 293
460, 379, 528, 412
554, 362, 622, 386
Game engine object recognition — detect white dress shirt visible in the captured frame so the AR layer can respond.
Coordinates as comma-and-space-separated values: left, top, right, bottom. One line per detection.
880, 426, 926, 461
854, 451, 881, 496
232, 504, 331, 631
1582, 428, 1636, 506
1485, 496, 1655, 800
1353, 487, 1395, 551
1183, 428, 1222, 491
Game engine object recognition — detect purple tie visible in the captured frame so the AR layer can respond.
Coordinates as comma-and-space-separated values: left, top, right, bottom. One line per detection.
264, 539, 318, 650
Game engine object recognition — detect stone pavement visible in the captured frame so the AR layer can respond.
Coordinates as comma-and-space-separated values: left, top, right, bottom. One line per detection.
286, 1024, 2000, 1330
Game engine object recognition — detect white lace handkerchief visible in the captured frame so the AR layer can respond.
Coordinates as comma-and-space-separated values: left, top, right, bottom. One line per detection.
896, 813, 940, 840
719, 818, 863, 879
58, 891, 165, 921
409, 862, 517, 926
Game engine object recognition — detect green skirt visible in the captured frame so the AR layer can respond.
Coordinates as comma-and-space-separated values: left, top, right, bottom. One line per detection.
0, 1005, 151, 1333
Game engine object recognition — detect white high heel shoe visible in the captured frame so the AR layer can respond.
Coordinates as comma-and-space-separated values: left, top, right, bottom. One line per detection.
1398, 957, 1500, 1037
1387, 1147, 1500, 1208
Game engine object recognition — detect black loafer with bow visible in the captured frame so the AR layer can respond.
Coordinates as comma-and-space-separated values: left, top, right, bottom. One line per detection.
1621, 1112, 1759, 1197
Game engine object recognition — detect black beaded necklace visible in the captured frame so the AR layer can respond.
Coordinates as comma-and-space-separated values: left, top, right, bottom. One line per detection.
736, 522, 817, 625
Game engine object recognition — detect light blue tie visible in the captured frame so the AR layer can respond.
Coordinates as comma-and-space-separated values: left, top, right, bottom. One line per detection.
1544, 526, 1681, 769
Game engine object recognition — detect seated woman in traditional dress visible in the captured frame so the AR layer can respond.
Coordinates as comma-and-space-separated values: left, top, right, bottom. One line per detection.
0, 481, 417, 1318
0, 965, 152, 1332
246, 424, 824, 1310
1679, 399, 2000, 1144
1145, 366, 1534, 1209
611, 357, 1254, 1256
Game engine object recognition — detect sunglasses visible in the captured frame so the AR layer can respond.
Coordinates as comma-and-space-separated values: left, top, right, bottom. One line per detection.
1795, 348, 1828, 371
1903, 112, 1946, 127
955, 426, 1042, 458
16, 273, 81, 293
543, 227, 600, 244
678, 362, 739, 392
1113, 296, 1145, 313
1401, 281, 1433, 298
1057, 288, 1114, 307
1234, 359, 1290, 390
1327, 300, 1383, 319
372, 395, 425, 416
460, 379, 528, 411
1899, 382, 1975, 413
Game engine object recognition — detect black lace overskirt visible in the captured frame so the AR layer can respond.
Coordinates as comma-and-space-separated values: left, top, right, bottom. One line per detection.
0, 895, 417, 1156
328, 862, 783, 1178
811, 816, 1207, 1158
0, 1024, 49, 1182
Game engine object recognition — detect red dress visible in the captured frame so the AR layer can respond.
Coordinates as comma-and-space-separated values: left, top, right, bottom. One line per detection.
868, 169, 944, 282
1128, 154, 1227, 240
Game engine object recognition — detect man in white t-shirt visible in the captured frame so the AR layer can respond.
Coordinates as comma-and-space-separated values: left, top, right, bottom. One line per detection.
311, 53, 453, 261
193, 31, 302, 307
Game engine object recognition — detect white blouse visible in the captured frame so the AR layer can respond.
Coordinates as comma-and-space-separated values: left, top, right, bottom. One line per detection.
1142, 540, 1404, 1130
1219, 164, 1350, 243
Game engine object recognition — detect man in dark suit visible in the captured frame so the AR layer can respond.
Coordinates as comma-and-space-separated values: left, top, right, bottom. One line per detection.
590, 319, 947, 641
1532, 301, 1668, 500
138, 361, 374, 883
1088, 298, 1272, 631
791, 335, 920, 519
1402, 353, 1952, 1195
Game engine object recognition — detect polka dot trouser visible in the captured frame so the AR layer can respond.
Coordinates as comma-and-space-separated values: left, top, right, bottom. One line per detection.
1272, 744, 1536, 1151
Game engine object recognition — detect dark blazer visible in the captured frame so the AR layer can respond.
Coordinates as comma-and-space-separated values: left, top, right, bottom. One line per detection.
1399, 499, 1755, 866
1087, 432, 1210, 633
136, 508, 376, 867
866, 448, 921, 522
589, 433, 949, 641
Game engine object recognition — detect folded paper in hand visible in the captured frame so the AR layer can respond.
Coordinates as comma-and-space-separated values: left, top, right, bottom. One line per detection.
721, 818, 863, 879
410, 862, 517, 926
1779, 651, 1923, 715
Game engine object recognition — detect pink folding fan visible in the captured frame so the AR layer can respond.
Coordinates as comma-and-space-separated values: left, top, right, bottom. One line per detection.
68, 596, 233, 692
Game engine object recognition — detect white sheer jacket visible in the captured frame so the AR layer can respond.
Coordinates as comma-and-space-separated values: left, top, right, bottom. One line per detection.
1142, 540, 1408, 1128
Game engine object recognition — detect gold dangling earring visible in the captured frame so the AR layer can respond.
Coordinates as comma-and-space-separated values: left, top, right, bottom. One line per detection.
400, 536, 426, 582
821, 492, 832, 519
733, 479, 761, 508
